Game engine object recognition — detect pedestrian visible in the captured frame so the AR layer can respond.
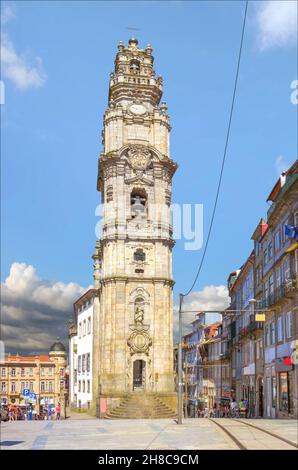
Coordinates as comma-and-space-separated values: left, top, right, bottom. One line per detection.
230, 398, 237, 418
48, 406, 52, 421
28, 405, 33, 421
56, 403, 61, 420
8, 405, 14, 422
204, 407, 209, 418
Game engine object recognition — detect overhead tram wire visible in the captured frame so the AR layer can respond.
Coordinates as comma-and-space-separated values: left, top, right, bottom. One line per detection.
177, 1, 248, 424
182, 0, 249, 301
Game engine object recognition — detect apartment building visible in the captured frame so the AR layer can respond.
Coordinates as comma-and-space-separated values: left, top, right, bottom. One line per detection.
0, 340, 67, 413
69, 288, 96, 411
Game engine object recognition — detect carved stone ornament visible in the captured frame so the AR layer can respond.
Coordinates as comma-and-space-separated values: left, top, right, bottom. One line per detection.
127, 330, 152, 355
127, 145, 151, 170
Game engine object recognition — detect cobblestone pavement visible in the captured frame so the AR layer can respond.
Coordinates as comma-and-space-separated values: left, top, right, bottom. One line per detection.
0, 418, 297, 450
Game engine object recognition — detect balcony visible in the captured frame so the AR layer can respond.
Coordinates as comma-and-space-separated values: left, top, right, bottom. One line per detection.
261, 279, 297, 308
247, 315, 263, 333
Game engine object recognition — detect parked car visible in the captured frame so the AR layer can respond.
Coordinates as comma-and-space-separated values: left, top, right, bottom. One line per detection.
0, 406, 9, 422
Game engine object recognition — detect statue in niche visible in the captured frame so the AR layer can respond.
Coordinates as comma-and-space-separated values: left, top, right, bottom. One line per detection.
134, 305, 144, 325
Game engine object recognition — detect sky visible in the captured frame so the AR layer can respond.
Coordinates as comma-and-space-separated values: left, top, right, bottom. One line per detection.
1, 0, 297, 353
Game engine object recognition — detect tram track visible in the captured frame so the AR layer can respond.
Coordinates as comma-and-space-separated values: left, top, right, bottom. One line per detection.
208, 418, 298, 450
236, 419, 298, 449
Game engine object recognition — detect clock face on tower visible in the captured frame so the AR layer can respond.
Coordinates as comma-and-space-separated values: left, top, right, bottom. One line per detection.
129, 103, 147, 116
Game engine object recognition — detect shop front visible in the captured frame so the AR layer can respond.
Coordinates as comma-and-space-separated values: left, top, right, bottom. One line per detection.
276, 358, 294, 418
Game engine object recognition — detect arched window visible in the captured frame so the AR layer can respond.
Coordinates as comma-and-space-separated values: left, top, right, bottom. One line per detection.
130, 60, 140, 73
131, 189, 147, 219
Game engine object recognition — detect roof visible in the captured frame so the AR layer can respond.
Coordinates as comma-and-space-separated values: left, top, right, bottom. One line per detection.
2, 355, 51, 364
50, 339, 66, 352
73, 288, 98, 312
267, 159, 298, 203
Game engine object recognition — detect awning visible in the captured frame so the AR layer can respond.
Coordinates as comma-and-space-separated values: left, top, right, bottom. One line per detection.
285, 241, 298, 253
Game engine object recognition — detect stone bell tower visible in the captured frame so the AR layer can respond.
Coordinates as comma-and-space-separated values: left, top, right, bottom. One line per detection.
92, 38, 177, 416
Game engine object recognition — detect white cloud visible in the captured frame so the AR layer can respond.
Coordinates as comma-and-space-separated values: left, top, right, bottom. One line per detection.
1, 262, 88, 354
256, 1, 298, 51
1, 3, 16, 25
0, 4, 47, 90
274, 155, 290, 176
173, 285, 230, 341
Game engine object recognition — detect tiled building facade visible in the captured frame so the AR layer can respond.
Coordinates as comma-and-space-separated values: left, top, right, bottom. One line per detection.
178, 160, 298, 418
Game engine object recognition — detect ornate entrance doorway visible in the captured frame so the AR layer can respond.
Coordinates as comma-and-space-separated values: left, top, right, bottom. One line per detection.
133, 359, 145, 391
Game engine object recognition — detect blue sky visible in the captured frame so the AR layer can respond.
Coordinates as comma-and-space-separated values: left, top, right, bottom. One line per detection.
1, 1, 297, 352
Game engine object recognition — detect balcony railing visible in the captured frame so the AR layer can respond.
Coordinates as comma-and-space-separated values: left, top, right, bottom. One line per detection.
261, 279, 297, 308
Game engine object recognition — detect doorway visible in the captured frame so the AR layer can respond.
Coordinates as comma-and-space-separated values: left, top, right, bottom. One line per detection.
258, 377, 263, 417
133, 360, 145, 391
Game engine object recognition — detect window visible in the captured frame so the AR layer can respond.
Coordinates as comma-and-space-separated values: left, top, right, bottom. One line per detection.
41, 382, 45, 392
11, 383, 16, 393
30, 382, 34, 393
49, 381, 53, 392
265, 324, 270, 347
284, 256, 291, 280
82, 354, 86, 372
41, 367, 45, 376
275, 230, 281, 251
282, 220, 289, 242
270, 321, 276, 345
87, 353, 90, 372
269, 274, 274, 300
87, 380, 90, 393
79, 322, 82, 338
268, 241, 273, 260
78, 381, 81, 392
272, 376, 276, 408
1, 382, 6, 392
279, 372, 289, 412
11, 368, 16, 377
29, 368, 33, 376
60, 380, 64, 390
131, 189, 147, 219
83, 381, 85, 393
286, 312, 293, 338
60, 368, 64, 377
264, 249, 268, 265
21, 367, 25, 377
276, 265, 282, 289
1, 368, 6, 377
78, 356, 81, 373
83, 320, 86, 336
87, 316, 91, 334
49, 368, 52, 376
277, 316, 283, 342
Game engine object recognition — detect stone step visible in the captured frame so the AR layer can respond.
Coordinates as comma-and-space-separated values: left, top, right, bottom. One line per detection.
104, 394, 176, 419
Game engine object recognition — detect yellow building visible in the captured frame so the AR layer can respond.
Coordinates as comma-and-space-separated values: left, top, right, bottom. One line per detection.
0, 340, 67, 414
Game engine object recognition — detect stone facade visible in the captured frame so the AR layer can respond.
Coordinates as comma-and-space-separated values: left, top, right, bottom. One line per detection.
91, 39, 177, 416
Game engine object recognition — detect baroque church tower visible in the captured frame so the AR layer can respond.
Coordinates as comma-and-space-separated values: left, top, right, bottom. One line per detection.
92, 38, 177, 416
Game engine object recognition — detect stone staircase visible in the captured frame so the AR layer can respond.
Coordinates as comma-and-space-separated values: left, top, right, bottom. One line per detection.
105, 394, 177, 419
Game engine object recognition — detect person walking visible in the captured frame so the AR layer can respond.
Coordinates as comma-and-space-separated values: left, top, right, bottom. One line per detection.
56, 403, 61, 420
8, 405, 14, 422
48, 406, 52, 421
230, 398, 237, 418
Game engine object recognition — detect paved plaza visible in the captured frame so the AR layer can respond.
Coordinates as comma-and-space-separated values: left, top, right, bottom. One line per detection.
1, 417, 297, 450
